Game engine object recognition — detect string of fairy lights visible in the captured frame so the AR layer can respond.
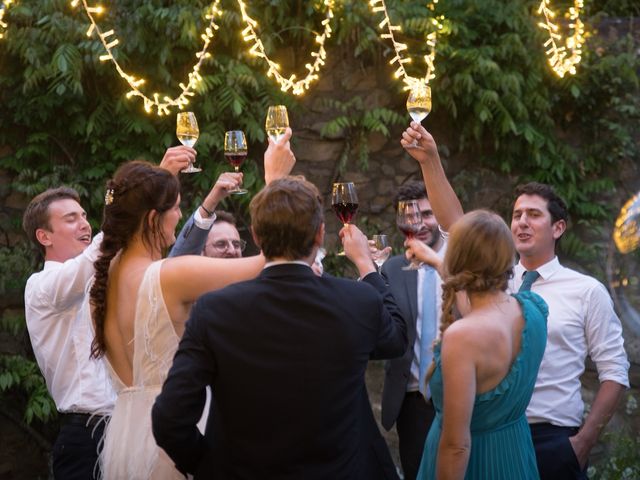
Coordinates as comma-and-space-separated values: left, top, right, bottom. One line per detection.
0, 0, 587, 113
537, 0, 585, 78
368, 0, 443, 91
237, 0, 334, 96
69, 0, 222, 115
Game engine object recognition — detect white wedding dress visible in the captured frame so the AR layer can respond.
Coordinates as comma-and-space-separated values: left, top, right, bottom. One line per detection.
100, 260, 197, 479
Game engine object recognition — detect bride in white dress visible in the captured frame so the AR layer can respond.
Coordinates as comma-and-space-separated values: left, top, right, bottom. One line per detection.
89, 135, 295, 479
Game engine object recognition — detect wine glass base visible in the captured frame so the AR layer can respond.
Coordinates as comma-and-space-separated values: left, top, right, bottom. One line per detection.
181, 166, 202, 173
230, 188, 248, 195
337, 251, 346, 256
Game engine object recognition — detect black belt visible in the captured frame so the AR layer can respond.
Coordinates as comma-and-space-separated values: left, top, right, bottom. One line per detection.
60, 412, 107, 429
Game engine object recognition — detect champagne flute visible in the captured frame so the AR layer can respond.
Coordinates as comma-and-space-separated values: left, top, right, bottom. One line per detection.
397, 200, 424, 270
371, 234, 391, 268
176, 112, 201, 173
265, 105, 289, 143
331, 182, 359, 256
224, 130, 248, 195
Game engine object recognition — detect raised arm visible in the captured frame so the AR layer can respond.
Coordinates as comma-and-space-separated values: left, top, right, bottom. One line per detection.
169, 172, 243, 257
401, 123, 464, 231
264, 127, 296, 184
161, 254, 265, 307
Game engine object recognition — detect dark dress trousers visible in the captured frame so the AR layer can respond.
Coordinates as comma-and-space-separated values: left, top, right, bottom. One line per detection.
152, 264, 407, 479
380, 255, 436, 480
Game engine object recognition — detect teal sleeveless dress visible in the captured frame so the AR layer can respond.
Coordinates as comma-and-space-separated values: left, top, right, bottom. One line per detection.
417, 291, 548, 480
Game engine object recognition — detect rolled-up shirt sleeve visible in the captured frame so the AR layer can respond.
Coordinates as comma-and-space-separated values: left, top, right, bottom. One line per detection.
585, 282, 630, 387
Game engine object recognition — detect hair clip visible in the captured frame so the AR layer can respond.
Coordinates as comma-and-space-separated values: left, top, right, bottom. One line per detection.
104, 188, 114, 206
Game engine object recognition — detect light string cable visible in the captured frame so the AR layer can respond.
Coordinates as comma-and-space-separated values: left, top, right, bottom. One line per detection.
369, 0, 444, 91
236, 0, 334, 96
0, 0, 16, 39
70, 0, 222, 115
537, 0, 585, 77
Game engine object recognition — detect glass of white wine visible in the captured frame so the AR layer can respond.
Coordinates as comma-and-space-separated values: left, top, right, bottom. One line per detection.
407, 85, 432, 123
265, 105, 289, 143
176, 111, 201, 173
371, 234, 391, 269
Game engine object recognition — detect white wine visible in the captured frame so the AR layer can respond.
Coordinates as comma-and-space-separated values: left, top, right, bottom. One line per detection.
408, 107, 430, 123
373, 250, 390, 267
267, 128, 287, 143
177, 134, 198, 148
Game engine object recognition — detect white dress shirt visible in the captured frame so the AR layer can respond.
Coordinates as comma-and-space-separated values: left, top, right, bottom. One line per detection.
510, 257, 630, 427
24, 233, 116, 414
407, 238, 447, 391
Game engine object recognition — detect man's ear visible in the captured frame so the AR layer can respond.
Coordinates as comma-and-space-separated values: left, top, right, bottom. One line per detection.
314, 222, 325, 247
552, 219, 567, 240
35, 228, 53, 248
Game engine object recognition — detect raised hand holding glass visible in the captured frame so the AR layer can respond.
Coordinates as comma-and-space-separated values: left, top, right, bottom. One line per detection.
332, 182, 358, 256
397, 200, 424, 270
265, 105, 289, 143
224, 130, 248, 195
176, 112, 201, 173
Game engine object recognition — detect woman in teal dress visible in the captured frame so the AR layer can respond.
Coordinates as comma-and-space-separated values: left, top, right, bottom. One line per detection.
407, 210, 547, 480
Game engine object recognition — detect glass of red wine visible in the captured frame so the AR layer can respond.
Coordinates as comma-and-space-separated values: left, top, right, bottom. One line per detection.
331, 182, 359, 256
397, 199, 424, 270
224, 130, 248, 195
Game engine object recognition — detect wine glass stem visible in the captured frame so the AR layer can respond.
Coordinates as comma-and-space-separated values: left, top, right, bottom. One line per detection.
234, 166, 240, 172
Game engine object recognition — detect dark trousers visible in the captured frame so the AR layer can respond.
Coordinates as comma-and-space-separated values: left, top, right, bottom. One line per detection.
52, 414, 106, 480
530, 423, 588, 480
395, 392, 436, 480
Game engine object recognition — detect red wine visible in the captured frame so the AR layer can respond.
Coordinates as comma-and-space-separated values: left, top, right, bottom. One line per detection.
225, 153, 247, 168
398, 223, 420, 239
332, 202, 358, 225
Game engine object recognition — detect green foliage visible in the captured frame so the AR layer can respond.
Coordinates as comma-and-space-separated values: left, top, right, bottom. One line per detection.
0, 355, 57, 424
320, 96, 405, 170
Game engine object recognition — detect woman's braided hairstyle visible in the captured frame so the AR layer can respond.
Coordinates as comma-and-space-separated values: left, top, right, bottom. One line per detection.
425, 209, 515, 383
90, 160, 180, 359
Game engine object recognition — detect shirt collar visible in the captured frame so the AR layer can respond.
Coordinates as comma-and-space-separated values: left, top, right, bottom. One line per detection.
515, 256, 560, 281
264, 260, 311, 270
43, 260, 62, 269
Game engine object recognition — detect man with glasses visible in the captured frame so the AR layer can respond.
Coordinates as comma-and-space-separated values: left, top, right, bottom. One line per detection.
202, 210, 246, 259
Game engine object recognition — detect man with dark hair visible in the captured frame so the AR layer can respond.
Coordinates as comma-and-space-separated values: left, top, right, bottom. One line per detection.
400, 122, 629, 480
202, 210, 246, 259
511, 181, 629, 480
152, 175, 407, 479
379, 180, 449, 480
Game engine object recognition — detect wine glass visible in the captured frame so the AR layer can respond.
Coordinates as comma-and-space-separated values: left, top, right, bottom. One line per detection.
331, 182, 359, 256
406, 85, 432, 148
371, 234, 391, 268
397, 199, 424, 270
176, 112, 201, 173
265, 105, 289, 143
224, 130, 248, 195
407, 85, 432, 123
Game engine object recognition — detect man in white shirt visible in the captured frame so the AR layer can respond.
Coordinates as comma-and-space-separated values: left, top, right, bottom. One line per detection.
400, 123, 629, 480
380, 181, 448, 480
510, 182, 629, 480
22, 146, 242, 479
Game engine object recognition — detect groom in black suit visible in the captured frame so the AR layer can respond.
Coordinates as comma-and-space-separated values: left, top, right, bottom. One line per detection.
152, 176, 407, 479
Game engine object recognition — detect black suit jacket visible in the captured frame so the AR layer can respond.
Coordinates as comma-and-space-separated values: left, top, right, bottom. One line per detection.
152, 264, 407, 479
380, 255, 419, 430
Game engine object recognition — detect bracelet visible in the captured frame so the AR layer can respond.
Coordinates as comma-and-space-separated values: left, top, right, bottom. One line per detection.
200, 204, 214, 218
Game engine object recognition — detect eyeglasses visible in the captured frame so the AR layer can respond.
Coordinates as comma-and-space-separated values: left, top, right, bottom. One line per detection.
210, 239, 247, 252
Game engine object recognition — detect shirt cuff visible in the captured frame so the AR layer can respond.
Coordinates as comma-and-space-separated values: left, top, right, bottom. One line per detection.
193, 208, 216, 229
